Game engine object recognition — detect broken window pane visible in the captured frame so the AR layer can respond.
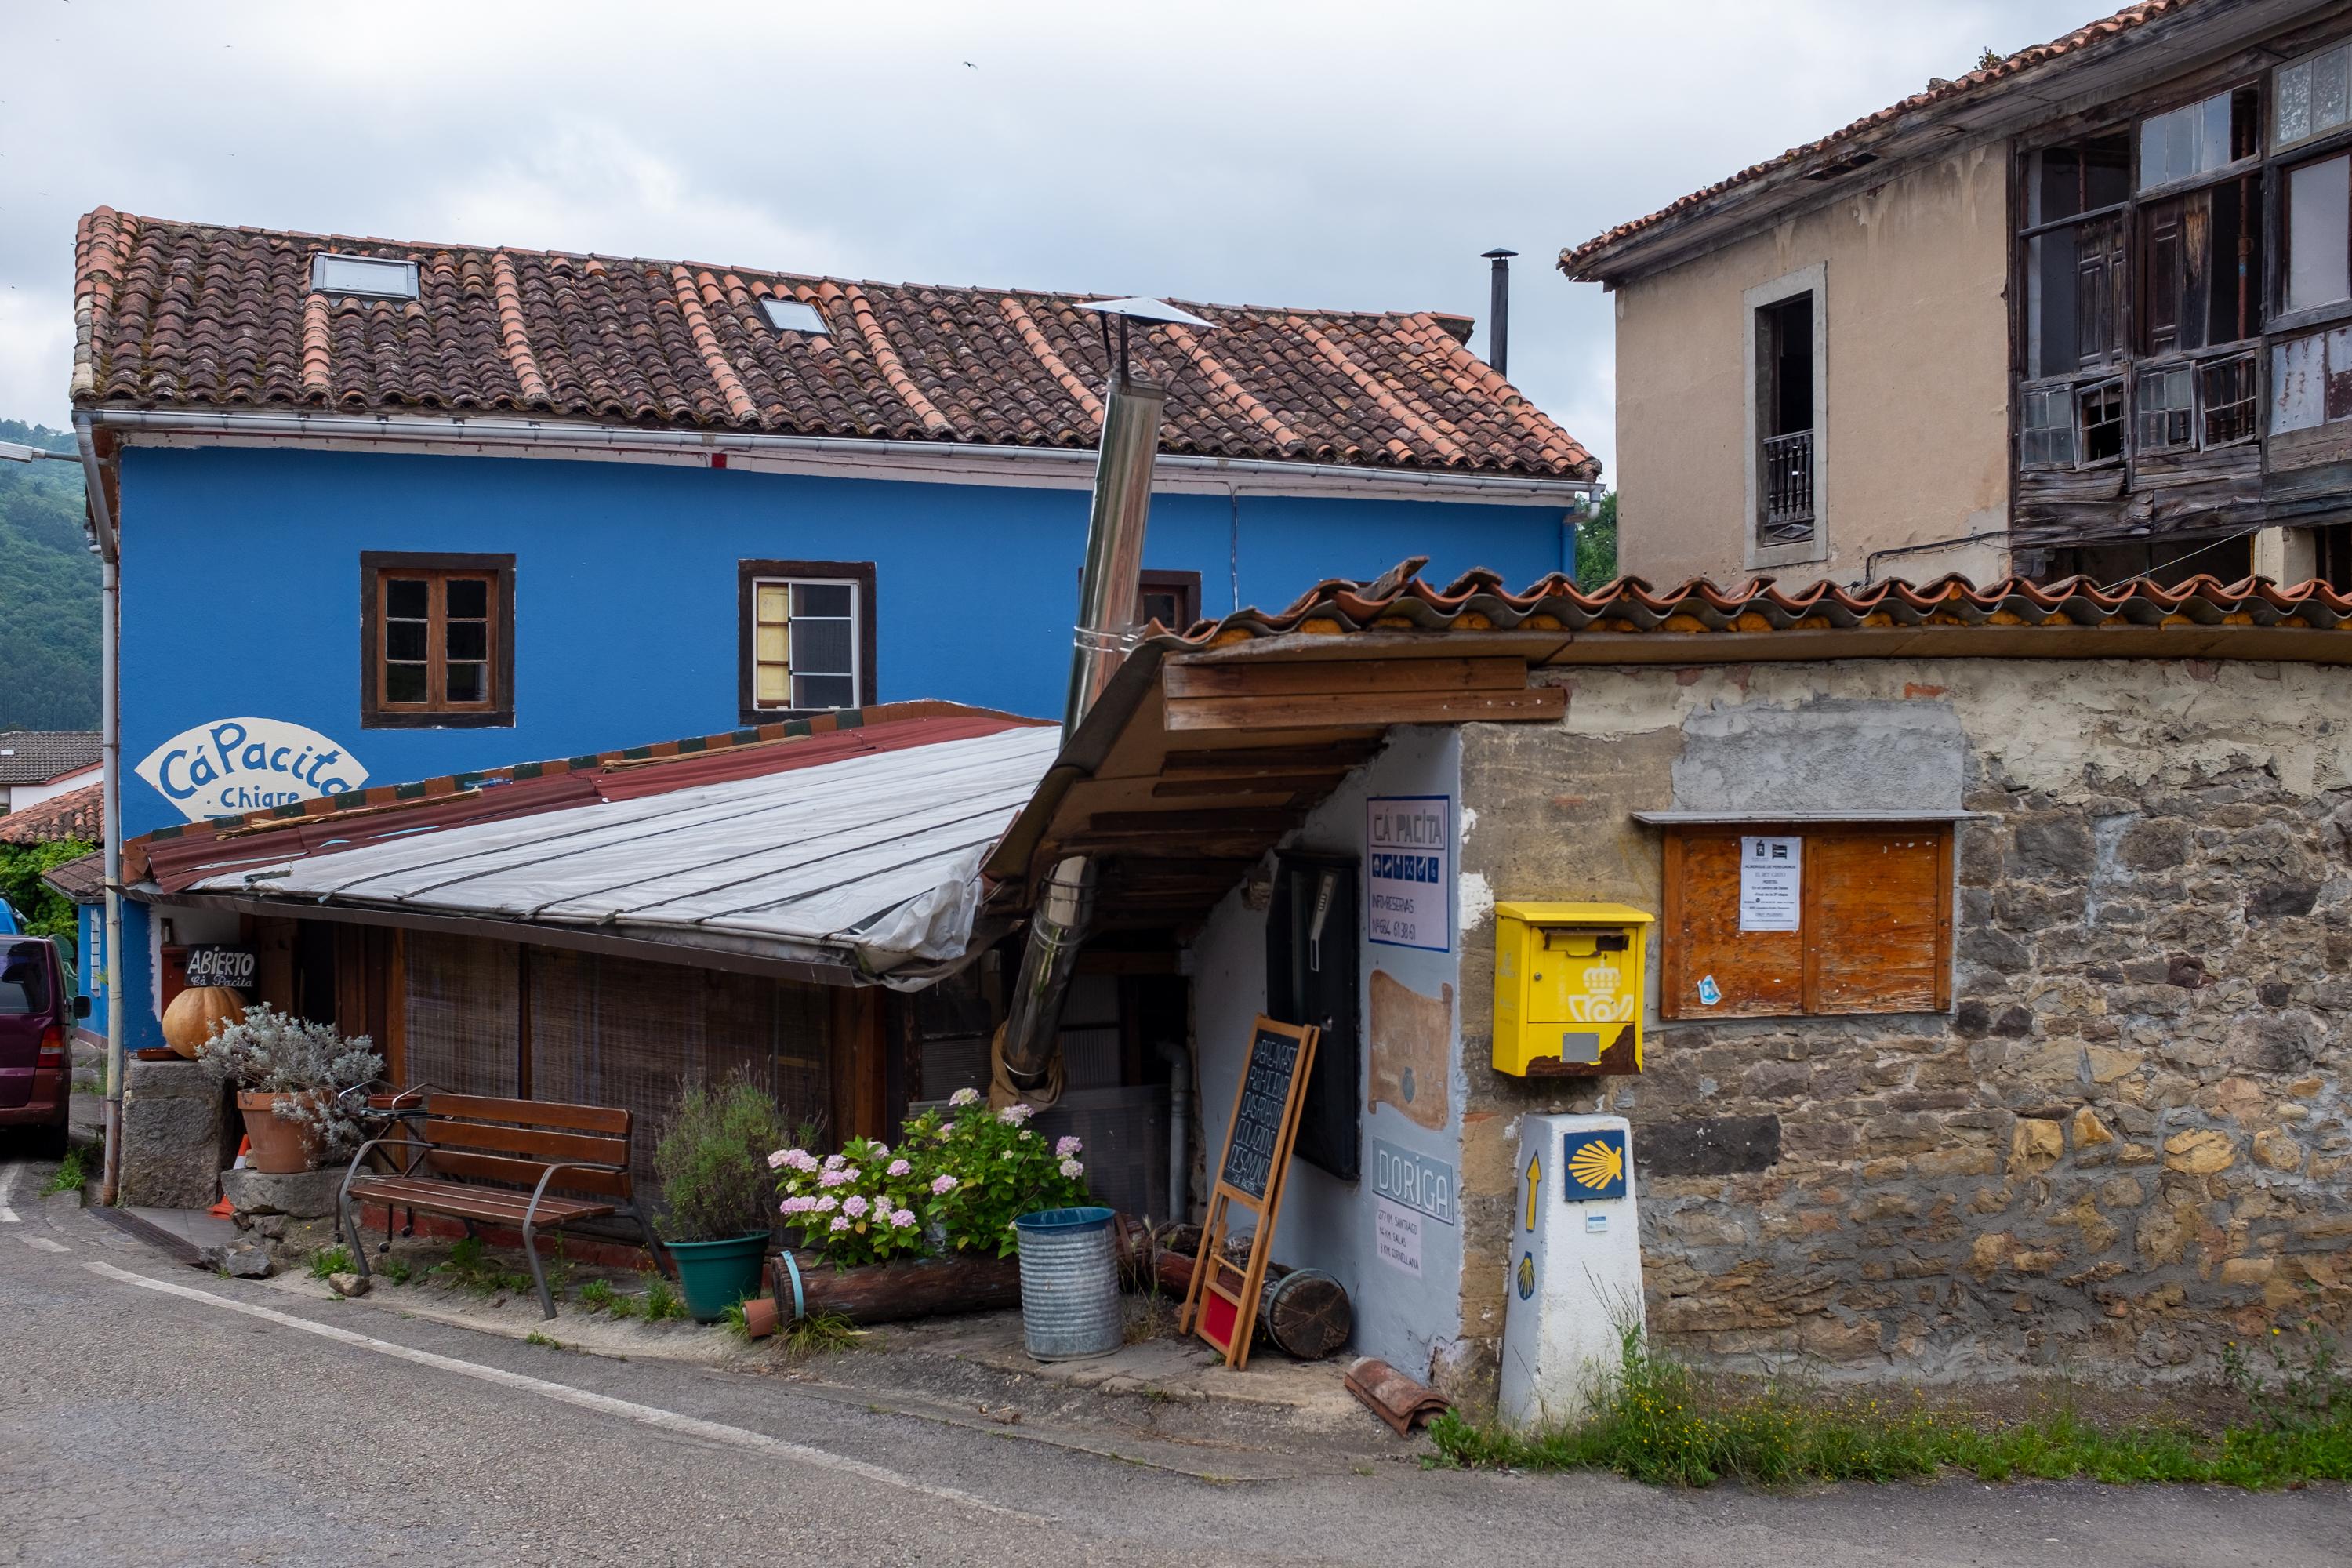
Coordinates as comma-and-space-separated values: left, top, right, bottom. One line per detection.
2270, 329, 2352, 434
2078, 381, 2125, 465
2020, 387, 2077, 469
2135, 365, 2197, 454
2201, 353, 2259, 448
2140, 180, 2257, 354
2286, 154, 2351, 316
2029, 135, 2129, 225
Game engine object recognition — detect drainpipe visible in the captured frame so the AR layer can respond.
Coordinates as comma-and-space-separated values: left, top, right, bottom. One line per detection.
1157, 1040, 1191, 1223
74, 416, 125, 1207
1482, 248, 1515, 378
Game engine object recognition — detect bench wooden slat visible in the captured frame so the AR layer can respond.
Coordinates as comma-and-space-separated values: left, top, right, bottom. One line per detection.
348, 1174, 614, 1225
426, 1147, 631, 1200
421, 1117, 627, 1169
428, 1092, 630, 1135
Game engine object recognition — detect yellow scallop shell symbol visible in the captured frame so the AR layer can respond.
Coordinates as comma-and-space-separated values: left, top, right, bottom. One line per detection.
1569, 1138, 1623, 1191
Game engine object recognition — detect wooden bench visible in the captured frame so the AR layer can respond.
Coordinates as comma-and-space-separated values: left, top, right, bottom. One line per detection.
336, 1092, 663, 1319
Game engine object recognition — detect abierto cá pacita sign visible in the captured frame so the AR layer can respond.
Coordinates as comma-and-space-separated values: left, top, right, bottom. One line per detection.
136, 717, 370, 822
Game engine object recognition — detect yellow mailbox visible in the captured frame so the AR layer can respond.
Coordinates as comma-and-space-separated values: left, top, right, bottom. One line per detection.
1493, 902, 1653, 1076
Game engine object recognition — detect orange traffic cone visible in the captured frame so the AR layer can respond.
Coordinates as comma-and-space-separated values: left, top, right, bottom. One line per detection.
209, 1136, 252, 1218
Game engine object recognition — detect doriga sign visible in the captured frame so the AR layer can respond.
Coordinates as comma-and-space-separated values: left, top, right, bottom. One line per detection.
136, 718, 370, 822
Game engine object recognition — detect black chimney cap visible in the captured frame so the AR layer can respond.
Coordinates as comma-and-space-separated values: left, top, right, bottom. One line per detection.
1482, 247, 1519, 260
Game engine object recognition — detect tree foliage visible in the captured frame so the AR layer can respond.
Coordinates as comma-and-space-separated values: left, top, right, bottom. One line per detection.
0, 838, 94, 938
1576, 492, 1620, 587
0, 420, 100, 731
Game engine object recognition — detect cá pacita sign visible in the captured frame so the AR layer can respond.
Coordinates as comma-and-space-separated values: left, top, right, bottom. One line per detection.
136, 718, 370, 823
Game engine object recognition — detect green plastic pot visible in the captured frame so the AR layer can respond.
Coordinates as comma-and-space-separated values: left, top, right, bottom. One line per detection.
666, 1234, 769, 1323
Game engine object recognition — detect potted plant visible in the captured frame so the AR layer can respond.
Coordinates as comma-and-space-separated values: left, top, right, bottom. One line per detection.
194, 1004, 381, 1174
654, 1076, 792, 1323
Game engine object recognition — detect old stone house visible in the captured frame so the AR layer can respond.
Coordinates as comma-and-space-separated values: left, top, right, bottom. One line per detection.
981, 561, 2352, 1399
1564, 0, 2352, 590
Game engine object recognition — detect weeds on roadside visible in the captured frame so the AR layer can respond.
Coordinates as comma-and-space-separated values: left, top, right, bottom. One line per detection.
433, 1235, 534, 1300
524, 1330, 561, 1349
722, 1300, 752, 1341
1429, 1320, 2352, 1491
782, 1311, 861, 1359
379, 1257, 412, 1287
641, 1273, 686, 1323
307, 1244, 354, 1280
579, 1279, 620, 1315
40, 1148, 85, 1196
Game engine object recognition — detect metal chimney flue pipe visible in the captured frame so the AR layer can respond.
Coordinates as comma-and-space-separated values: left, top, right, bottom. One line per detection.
1483, 247, 1516, 379
1000, 364, 1174, 1091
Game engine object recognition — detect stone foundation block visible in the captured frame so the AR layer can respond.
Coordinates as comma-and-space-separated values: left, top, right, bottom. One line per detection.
117, 1059, 227, 1210
220, 1166, 346, 1219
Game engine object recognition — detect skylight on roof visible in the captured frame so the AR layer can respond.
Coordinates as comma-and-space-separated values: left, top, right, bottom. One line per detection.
310, 253, 419, 300
760, 296, 829, 335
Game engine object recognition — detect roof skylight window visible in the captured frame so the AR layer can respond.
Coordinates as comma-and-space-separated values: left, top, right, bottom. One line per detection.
310, 253, 419, 300
760, 296, 829, 335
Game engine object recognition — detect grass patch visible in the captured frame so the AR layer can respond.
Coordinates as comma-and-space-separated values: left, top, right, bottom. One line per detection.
782, 1311, 862, 1359
39, 1147, 86, 1195
1429, 1322, 2352, 1491
641, 1273, 687, 1323
721, 1300, 753, 1341
307, 1244, 354, 1280
524, 1330, 560, 1349
579, 1279, 621, 1315
379, 1257, 412, 1287
433, 1236, 535, 1300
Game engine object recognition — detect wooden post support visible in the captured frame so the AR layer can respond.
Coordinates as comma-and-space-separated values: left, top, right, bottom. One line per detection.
1178, 1016, 1319, 1369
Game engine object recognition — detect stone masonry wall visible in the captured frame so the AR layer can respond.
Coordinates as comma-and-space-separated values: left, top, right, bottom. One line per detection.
1447, 657, 2352, 1405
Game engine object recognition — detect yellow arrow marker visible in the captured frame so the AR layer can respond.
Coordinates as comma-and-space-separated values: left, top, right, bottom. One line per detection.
1524, 1152, 1541, 1232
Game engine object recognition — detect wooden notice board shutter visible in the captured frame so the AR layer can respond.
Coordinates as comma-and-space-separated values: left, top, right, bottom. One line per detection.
1662, 824, 1952, 1019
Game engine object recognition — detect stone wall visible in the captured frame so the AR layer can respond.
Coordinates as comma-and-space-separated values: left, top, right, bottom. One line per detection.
1448, 657, 2352, 1401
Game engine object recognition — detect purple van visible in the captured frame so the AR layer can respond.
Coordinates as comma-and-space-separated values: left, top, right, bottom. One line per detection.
0, 936, 83, 1155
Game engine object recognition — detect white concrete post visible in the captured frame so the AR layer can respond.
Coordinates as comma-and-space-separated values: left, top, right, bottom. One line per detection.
1498, 1112, 1645, 1429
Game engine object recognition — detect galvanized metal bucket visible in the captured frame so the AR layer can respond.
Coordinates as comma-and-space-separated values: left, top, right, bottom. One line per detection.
1014, 1205, 1121, 1361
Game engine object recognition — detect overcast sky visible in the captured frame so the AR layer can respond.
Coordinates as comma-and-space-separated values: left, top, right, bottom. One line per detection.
1, 0, 2104, 481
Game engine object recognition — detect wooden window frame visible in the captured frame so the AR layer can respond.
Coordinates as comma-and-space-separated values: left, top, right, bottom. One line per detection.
1138, 569, 1203, 631
358, 552, 515, 729
736, 559, 877, 725
1659, 822, 1955, 1021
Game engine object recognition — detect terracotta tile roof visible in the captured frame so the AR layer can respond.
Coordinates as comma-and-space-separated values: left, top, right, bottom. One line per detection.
1562, 2, 2184, 278
1156, 556, 2352, 645
73, 209, 1595, 480
0, 783, 100, 846
0, 731, 100, 787
40, 850, 102, 904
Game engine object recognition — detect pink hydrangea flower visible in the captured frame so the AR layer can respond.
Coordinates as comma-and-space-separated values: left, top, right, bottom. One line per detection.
870, 1142, 891, 1159
931, 1174, 958, 1195
997, 1103, 1034, 1126
1059, 1158, 1084, 1179
814, 1194, 838, 1212
842, 1195, 869, 1219
829, 1217, 849, 1232
780, 1195, 811, 1215
887, 1159, 911, 1177
823, 1153, 845, 1171
939, 1122, 956, 1136
949, 1087, 981, 1108
766, 1149, 788, 1170
786, 1149, 820, 1173
1055, 1136, 1083, 1158
818, 1168, 851, 1188
889, 1209, 916, 1229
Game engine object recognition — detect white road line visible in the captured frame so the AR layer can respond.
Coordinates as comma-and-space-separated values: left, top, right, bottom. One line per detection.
18, 1235, 67, 1253
84, 1261, 1046, 1522
0, 1160, 20, 1222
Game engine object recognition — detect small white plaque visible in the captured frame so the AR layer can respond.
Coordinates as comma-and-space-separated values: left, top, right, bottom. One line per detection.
1737, 835, 1802, 931
1374, 1196, 1424, 1278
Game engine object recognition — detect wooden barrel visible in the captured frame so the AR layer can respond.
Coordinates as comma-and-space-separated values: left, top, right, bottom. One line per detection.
1258, 1269, 1350, 1361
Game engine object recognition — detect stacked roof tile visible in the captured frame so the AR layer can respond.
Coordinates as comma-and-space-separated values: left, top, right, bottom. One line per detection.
73, 209, 1595, 479
1562, 1, 2183, 276
1152, 557, 2352, 645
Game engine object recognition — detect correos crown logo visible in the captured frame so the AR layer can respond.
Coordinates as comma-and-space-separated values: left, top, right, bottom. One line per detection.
136, 718, 369, 823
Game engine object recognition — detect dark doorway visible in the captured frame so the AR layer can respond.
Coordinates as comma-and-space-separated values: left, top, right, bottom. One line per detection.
295, 922, 338, 1028
1267, 854, 1361, 1182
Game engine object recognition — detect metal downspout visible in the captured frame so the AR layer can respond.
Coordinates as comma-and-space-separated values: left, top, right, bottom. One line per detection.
74, 416, 125, 1206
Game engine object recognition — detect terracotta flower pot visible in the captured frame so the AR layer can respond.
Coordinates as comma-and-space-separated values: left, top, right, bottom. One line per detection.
237, 1090, 326, 1174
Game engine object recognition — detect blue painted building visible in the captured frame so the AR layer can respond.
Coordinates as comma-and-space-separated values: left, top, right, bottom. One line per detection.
74, 208, 1599, 1059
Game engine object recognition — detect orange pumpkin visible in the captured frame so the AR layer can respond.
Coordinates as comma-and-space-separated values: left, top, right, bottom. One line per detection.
163, 985, 247, 1060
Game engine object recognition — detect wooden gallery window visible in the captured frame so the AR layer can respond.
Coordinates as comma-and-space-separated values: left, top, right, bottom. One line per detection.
737, 561, 877, 723
1659, 824, 1953, 1018
359, 554, 514, 728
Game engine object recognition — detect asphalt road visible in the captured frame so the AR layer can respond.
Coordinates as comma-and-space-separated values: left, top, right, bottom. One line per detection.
3, 1146, 2347, 1568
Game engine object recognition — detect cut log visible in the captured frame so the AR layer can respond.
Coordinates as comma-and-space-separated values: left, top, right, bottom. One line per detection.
1149, 1236, 1352, 1360
773, 1251, 1020, 1326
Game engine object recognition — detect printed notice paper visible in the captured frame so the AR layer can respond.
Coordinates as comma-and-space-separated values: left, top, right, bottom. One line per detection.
1374, 1197, 1424, 1277
1366, 796, 1451, 952
1738, 835, 1802, 931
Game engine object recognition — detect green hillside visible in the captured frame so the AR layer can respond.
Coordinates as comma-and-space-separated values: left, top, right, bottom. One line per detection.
0, 420, 100, 731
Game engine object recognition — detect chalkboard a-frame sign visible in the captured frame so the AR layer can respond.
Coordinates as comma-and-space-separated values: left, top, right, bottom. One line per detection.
1181, 1016, 1319, 1369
